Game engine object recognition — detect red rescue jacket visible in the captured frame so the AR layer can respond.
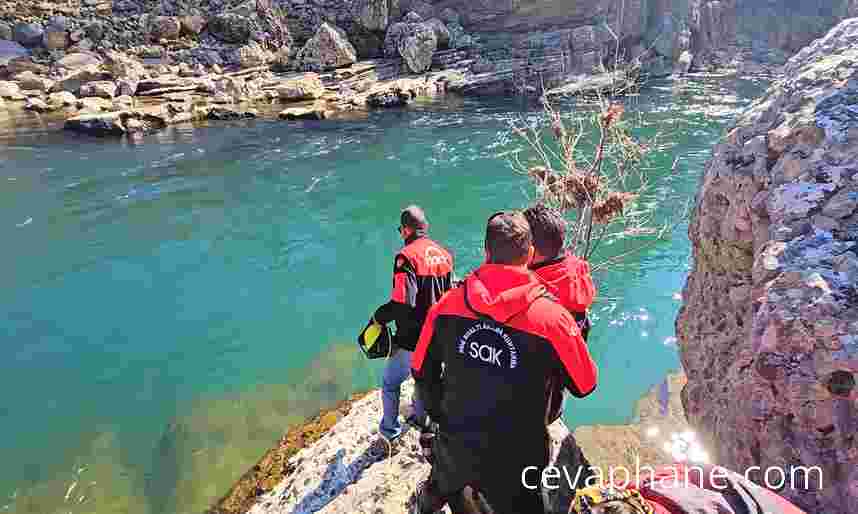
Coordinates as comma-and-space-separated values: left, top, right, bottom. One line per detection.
412, 264, 597, 501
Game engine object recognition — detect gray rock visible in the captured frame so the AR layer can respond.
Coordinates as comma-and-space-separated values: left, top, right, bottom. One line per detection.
24, 97, 50, 112
823, 188, 858, 219
279, 103, 330, 120
13, 71, 54, 92
236, 41, 273, 68
398, 22, 437, 73
56, 52, 103, 70
383, 22, 408, 57
358, 0, 390, 31
277, 73, 323, 102
180, 15, 206, 36
402, 0, 432, 21
423, 18, 450, 49
43, 27, 68, 50
296, 22, 357, 72
148, 16, 181, 41
0, 22, 12, 41
0, 40, 29, 66
13, 23, 44, 48
207, 106, 257, 120
209, 13, 252, 44
0, 81, 25, 100
48, 91, 77, 107
79, 81, 118, 99
674, 50, 693, 75
85, 22, 106, 42
439, 7, 460, 26
403, 11, 423, 24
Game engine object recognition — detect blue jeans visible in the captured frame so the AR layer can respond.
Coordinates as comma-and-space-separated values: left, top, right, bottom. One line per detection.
379, 347, 425, 440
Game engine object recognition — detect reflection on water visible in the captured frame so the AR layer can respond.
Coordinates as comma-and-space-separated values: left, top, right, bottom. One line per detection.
0, 74, 768, 514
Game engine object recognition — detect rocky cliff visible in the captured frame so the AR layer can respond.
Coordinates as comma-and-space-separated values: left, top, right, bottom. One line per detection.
677, 17, 858, 514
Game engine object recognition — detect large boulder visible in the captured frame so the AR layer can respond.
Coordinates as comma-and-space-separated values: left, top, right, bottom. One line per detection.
276, 73, 324, 102
148, 16, 182, 41
13, 23, 44, 48
358, 0, 390, 31
0, 81, 25, 100
13, 71, 54, 92
677, 19, 858, 514
296, 23, 357, 72
79, 81, 118, 99
383, 22, 408, 57
423, 18, 450, 49
24, 97, 50, 113
103, 51, 145, 81
48, 91, 77, 108
180, 15, 206, 36
0, 40, 29, 66
209, 13, 252, 44
56, 51, 103, 70
235, 41, 273, 68
0, 22, 12, 41
85, 21, 107, 42
398, 22, 437, 73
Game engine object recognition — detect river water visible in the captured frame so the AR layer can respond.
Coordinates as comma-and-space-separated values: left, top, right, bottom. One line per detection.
0, 74, 768, 514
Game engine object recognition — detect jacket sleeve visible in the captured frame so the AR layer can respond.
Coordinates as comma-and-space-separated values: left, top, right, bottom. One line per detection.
373, 254, 418, 324
411, 302, 443, 421
549, 308, 598, 398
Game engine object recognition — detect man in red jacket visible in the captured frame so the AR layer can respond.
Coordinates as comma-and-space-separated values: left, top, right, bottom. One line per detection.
373, 205, 454, 444
411, 211, 597, 514
523, 203, 596, 340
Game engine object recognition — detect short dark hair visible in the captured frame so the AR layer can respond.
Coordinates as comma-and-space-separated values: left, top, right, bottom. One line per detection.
523, 203, 566, 259
401, 205, 428, 230
485, 211, 532, 265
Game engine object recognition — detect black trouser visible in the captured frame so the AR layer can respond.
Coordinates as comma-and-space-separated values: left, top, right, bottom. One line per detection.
416, 469, 544, 514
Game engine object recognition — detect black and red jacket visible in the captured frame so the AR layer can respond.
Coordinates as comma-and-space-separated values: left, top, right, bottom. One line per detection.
411, 264, 597, 498
374, 233, 454, 351
531, 251, 596, 340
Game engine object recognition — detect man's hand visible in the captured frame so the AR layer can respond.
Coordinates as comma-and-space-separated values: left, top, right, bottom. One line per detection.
419, 429, 435, 464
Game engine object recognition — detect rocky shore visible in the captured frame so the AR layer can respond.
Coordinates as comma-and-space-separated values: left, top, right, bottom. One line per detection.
2, 0, 857, 138
209, 374, 688, 514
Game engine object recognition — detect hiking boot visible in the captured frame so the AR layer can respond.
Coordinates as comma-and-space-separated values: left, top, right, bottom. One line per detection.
368, 434, 404, 460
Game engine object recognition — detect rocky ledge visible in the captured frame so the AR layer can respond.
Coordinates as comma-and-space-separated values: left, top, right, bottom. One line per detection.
209, 374, 689, 514
677, 18, 858, 514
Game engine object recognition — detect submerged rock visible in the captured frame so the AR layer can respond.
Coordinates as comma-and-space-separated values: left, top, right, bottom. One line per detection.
65, 110, 168, 136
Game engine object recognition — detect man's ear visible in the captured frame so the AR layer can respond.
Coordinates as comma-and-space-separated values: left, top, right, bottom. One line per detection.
526, 245, 535, 266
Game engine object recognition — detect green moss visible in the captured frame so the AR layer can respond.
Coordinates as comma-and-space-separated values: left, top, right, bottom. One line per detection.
205, 391, 368, 514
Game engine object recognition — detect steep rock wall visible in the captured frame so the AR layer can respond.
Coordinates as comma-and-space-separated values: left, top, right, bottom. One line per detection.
677, 18, 858, 514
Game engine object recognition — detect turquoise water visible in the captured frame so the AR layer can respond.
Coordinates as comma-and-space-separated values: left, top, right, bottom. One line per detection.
0, 75, 768, 514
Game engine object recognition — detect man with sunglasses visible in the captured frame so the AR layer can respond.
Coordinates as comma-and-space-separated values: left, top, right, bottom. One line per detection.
372, 205, 454, 445
411, 211, 597, 514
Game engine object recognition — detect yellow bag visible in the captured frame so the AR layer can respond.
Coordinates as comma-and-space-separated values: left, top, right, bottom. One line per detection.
357, 319, 392, 359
